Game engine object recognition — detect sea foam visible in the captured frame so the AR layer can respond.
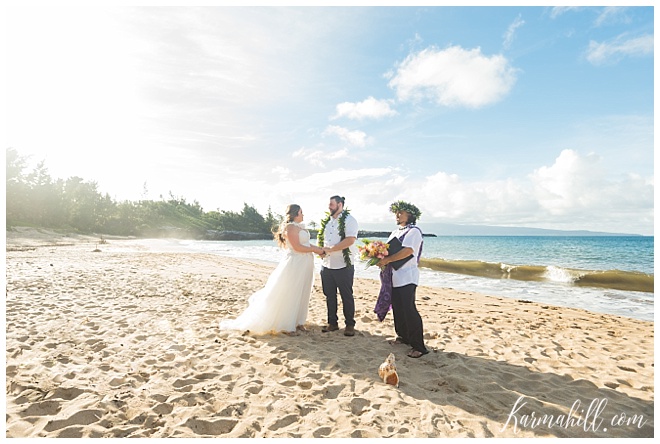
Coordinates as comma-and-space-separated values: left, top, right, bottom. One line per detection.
543, 265, 582, 284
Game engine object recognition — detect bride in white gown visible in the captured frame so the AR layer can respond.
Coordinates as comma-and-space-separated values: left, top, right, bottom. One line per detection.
219, 204, 325, 334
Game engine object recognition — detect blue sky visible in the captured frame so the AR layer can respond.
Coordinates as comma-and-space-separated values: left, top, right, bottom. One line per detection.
4, 3, 654, 235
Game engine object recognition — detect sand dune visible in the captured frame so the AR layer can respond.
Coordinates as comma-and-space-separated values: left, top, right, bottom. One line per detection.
5, 233, 654, 437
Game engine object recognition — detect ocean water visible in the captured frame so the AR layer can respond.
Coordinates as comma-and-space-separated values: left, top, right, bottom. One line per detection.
173, 236, 653, 322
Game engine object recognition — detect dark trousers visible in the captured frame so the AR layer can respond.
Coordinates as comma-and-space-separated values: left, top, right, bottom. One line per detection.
320, 266, 356, 327
391, 284, 428, 353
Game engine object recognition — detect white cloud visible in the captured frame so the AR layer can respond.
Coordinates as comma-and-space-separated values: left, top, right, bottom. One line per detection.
410, 171, 536, 225
586, 34, 653, 65
594, 7, 631, 27
503, 15, 525, 50
323, 125, 371, 148
293, 167, 393, 189
396, 149, 653, 234
254, 167, 398, 223
292, 146, 350, 167
332, 97, 397, 120
530, 150, 603, 214
388, 45, 518, 108
293, 124, 373, 168
550, 7, 581, 19
272, 166, 291, 179
109, 146, 652, 235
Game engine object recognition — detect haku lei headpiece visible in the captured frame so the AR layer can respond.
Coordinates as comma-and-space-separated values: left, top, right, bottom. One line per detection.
389, 200, 422, 220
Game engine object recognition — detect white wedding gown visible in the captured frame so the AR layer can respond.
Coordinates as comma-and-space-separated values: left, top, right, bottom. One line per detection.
219, 223, 314, 334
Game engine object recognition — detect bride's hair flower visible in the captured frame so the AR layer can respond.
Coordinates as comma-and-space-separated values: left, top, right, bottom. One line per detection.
358, 239, 389, 268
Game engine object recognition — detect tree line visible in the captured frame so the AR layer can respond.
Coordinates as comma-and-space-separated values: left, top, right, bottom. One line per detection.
5, 148, 281, 238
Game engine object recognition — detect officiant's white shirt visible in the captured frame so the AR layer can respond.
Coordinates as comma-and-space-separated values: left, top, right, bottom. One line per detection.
322, 212, 359, 269
387, 226, 423, 287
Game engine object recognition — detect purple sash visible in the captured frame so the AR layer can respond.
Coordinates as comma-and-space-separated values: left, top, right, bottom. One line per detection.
374, 226, 423, 322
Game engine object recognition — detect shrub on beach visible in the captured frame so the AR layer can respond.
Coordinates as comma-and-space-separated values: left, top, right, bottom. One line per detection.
5, 148, 282, 238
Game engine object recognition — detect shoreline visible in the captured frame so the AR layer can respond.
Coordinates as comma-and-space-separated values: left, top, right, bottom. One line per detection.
5, 235, 655, 437
147, 237, 654, 322
7, 227, 652, 290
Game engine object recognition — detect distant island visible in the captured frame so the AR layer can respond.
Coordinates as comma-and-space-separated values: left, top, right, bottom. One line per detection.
360, 222, 647, 237
204, 230, 437, 241
309, 230, 436, 240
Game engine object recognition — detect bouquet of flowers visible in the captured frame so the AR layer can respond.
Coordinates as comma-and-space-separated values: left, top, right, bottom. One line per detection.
358, 239, 389, 268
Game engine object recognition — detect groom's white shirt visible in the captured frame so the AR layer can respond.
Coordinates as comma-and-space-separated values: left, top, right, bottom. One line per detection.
322, 211, 358, 269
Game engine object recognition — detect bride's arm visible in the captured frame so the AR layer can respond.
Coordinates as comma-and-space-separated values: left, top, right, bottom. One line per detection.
285, 224, 324, 254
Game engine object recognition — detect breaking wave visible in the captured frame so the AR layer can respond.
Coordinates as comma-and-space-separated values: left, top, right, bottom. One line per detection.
419, 258, 654, 293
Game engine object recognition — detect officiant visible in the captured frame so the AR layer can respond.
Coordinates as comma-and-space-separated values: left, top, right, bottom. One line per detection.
377, 201, 429, 358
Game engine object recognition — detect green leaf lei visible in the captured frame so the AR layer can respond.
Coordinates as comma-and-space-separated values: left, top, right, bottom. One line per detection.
317, 208, 352, 267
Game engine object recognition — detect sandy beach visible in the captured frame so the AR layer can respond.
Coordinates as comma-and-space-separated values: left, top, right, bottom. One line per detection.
5, 230, 654, 438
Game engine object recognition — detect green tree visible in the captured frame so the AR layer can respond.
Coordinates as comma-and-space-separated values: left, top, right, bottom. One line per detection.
5, 148, 280, 237
25, 161, 66, 226
63, 177, 103, 232
240, 203, 267, 233
265, 206, 281, 232
6, 147, 29, 225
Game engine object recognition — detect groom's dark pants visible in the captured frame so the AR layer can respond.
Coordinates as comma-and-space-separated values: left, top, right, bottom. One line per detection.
320, 266, 356, 327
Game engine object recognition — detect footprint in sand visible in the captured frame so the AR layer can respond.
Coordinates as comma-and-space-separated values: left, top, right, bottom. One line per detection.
313, 426, 332, 437
152, 403, 174, 415
242, 381, 264, 394
45, 386, 87, 401
161, 353, 176, 362
172, 378, 199, 393
150, 394, 168, 403
430, 412, 452, 430
184, 417, 238, 436
349, 397, 371, 415
298, 404, 317, 417
21, 399, 62, 416
193, 372, 219, 381
314, 384, 345, 400
268, 413, 300, 431
6, 364, 21, 377
43, 409, 104, 432
218, 373, 236, 383
351, 429, 379, 438
303, 371, 324, 380
85, 339, 107, 352
168, 392, 213, 407
54, 425, 87, 438
109, 376, 135, 388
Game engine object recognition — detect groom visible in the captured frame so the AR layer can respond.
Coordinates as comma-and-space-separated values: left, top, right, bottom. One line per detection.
318, 195, 358, 336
